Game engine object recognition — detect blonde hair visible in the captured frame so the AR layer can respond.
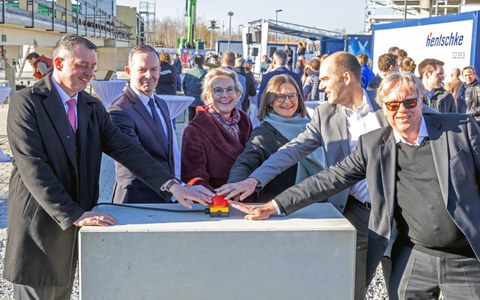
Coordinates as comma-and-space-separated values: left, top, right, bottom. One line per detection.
159, 52, 171, 64
201, 67, 243, 107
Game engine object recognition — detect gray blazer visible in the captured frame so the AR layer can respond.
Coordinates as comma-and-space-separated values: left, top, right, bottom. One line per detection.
251, 97, 387, 213
274, 113, 480, 277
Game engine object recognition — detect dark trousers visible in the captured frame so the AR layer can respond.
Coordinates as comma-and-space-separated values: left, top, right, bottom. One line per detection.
343, 196, 371, 300
13, 284, 73, 300
389, 244, 480, 300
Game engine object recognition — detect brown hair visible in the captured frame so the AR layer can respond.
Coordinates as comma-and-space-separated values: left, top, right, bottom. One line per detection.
159, 52, 172, 64
418, 58, 444, 79
257, 74, 307, 120
399, 57, 416, 73
377, 53, 398, 72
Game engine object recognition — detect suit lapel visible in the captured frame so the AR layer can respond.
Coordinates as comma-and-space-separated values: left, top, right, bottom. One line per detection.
76, 92, 93, 155
379, 127, 397, 222
127, 88, 169, 154
42, 85, 78, 174
332, 106, 350, 157
425, 115, 449, 206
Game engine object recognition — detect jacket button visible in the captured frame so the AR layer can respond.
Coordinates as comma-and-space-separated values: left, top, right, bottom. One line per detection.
66, 135, 70, 139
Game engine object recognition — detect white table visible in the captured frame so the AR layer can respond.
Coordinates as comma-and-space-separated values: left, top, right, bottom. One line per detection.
90, 79, 127, 108
0, 87, 12, 162
156, 94, 194, 119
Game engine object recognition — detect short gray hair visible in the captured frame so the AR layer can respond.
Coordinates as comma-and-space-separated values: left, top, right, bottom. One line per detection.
376, 72, 426, 106
273, 50, 287, 66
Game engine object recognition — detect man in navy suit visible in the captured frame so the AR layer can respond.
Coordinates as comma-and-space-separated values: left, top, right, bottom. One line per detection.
108, 45, 209, 204
257, 50, 302, 106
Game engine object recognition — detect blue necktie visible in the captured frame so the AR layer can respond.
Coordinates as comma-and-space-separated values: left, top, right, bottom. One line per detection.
148, 98, 168, 147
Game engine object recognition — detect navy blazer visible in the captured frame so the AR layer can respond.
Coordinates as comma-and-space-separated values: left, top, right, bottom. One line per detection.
108, 87, 175, 203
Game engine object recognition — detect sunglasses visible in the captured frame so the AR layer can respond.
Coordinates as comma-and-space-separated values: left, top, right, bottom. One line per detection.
383, 98, 418, 111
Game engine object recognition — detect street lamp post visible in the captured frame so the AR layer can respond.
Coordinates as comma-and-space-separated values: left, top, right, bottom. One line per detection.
275, 9, 282, 42
228, 11, 234, 51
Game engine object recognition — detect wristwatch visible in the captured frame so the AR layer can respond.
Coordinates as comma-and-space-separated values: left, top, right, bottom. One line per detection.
161, 178, 185, 192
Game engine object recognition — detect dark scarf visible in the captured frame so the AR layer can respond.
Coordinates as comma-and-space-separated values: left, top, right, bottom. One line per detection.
208, 107, 241, 141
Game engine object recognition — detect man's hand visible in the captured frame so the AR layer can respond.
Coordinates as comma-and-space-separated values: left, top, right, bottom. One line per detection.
74, 211, 116, 227
170, 184, 214, 209
216, 178, 259, 201
229, 201, 277, 220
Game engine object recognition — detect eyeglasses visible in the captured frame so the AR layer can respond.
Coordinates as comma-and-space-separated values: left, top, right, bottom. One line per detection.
271, 93, 299, 103
213, 86, 237, 96
383, 98, 418, 111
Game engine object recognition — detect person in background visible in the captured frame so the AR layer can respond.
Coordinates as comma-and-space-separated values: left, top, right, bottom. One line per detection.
181, 67, 252, 192
173, 53, 183, 92
356, 53, 375, 88
295, 55, 307, 76
260, 54, 271, 76
230, 71, 480, 300
26, 52, 53, 80
366, 53, 399, 103
302, 58, 321, 100
228, 74, 323, 202
285, 44, 294, 70
235, 57, 257, 112
222, 52, 247, 108
399, 57, 416, 73
183, 54, 207, 121
296, 42, 306, 57
155, 52, 177, 95
418, 58, 456, 113
444, 67, 463, 107
457, 66, 480, 121
4, 34, 212, 300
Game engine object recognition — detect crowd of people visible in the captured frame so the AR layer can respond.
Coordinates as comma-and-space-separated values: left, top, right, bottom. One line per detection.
3, 33, 480, 300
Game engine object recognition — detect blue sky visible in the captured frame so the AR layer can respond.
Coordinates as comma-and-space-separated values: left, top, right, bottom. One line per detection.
117, 0, 367, 34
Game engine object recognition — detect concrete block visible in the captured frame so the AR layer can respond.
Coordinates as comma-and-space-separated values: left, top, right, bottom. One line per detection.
79, 203, 356, 300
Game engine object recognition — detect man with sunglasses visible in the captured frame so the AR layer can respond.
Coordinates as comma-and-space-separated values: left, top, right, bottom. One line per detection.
231, 71, 480, 299
219, 51, 386, 299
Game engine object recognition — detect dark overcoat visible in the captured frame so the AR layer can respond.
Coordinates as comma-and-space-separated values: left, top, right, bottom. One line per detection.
4, 75, 171, 286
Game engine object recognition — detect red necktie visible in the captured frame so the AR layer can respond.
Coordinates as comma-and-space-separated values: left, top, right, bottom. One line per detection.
67, 99, 77, 132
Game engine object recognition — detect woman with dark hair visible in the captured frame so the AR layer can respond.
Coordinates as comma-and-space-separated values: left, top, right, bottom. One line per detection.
220, 74, 324, 202
181, 67, 252, 192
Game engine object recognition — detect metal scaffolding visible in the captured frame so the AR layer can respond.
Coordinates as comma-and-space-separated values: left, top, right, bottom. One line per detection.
138, 0, 155, 45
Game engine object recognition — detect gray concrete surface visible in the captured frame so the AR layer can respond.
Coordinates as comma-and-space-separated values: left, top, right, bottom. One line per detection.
80, 203, 355, 300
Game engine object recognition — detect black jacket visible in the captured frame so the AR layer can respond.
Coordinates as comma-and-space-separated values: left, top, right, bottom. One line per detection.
228, 122, 297, 202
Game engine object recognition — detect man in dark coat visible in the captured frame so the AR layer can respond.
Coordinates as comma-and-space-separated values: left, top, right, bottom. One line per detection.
4, 34, 212, 300
234, 57, 256, 112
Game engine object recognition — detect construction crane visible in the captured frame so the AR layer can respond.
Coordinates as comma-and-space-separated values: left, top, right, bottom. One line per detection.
185, 0, 197, 48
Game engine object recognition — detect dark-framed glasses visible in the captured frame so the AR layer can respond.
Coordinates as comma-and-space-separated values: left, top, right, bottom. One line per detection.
213, 86, 237, 96
383, 98, 418, 111
272, 92, 299, 103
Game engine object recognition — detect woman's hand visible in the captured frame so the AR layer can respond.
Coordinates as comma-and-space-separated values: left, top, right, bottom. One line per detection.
216, 178, 259, 201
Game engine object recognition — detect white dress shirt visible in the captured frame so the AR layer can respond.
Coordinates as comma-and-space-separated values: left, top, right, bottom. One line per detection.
51, 77, 78, 128
340, 91, 383, 203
